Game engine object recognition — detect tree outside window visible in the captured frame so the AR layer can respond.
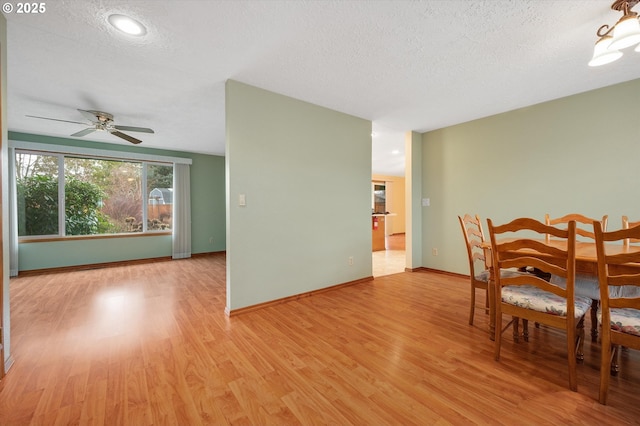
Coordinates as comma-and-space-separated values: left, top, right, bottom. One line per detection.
16, 153, 59, 236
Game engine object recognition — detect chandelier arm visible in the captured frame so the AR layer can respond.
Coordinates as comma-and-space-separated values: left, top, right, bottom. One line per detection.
596, 24, 615, 37
611, 0, 640, 12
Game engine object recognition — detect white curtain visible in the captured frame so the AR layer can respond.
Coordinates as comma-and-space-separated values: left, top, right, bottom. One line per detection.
172, 163, 191, 259
8, 148, 18, 276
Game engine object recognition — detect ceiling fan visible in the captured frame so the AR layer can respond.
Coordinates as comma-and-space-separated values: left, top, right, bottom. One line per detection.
26, 109, 154, 145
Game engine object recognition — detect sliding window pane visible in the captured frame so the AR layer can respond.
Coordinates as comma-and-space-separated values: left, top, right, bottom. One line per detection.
147, 164, 173, 231
16, 152, 59, 236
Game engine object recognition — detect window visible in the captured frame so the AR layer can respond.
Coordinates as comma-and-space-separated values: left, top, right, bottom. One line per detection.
146, 164, 173, 231
16, 152, 59, 236
16, 150, 173, 237
372, 182, 386, 214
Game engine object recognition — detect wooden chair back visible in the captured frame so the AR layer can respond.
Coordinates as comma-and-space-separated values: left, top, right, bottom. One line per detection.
622, 216, 640, 249
594, 220, 640, 404
458, 214, 488, 275
545, 213, 607, 243
489, 218, 577, 308
488, 217, 582, 391
546, 214, 608, 344
458, 214, 491, 325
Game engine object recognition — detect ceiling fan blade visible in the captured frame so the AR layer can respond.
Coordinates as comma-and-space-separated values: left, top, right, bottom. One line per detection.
26, 115, 87, 125
77, 109, 99, 122
110, 130, 142, 145
71, 128, 97, 137
114, 125, 155, 134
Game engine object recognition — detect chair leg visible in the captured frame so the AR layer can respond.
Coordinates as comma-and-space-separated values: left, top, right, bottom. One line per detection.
489, 282, 496, 341
494, 313, 503, 361
522, 319, 529, 342
512, 317, 520, 343
469, 286, 476, 326
484, 289, 490, 315
566, 322, 578, 392
590, 299, 599, 342
611, 344, 620, 376
575, 316, 585, 363
600, 342, 613, 404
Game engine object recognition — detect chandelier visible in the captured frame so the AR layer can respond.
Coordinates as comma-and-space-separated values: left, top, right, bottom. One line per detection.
589, 0, 640, 66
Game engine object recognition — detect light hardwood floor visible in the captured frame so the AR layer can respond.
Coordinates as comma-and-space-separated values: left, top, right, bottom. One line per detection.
1, 254, 640, 424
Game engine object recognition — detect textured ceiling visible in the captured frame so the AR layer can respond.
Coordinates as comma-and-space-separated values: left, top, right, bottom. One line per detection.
5, 1, 640, 176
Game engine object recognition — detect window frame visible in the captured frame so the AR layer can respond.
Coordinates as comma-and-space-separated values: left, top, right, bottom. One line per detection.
13, 144, 185, 241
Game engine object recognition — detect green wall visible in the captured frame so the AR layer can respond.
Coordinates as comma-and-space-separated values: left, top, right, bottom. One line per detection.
9, 132, 226, 271
405, 131, 423, 270
225, 80, 372, 311
1, 11, 10, 370
420, 78, 640, 275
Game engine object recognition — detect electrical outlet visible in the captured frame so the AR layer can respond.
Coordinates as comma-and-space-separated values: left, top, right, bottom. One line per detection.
348, 256, 354, 266
209, 237, 214, 244
432, 248, 438, 256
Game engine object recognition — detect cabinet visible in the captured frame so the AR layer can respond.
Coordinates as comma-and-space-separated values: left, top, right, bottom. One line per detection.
372, 215, 386, 251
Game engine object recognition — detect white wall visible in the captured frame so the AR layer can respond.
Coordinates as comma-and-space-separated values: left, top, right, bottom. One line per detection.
405, 131, 423, 270
225, 80, 372, 311
420, 78, 640, 275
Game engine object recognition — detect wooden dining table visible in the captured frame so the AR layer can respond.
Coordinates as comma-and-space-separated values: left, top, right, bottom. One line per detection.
483, 239, 640, 341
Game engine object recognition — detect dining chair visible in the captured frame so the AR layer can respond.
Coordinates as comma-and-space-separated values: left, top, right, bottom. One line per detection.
458, 214, 491, 325
487, 217, 591, 392
546, 213, 608, 342
544, 213, 608, 242
594, 221, 640, 405
622, 215, 640, 249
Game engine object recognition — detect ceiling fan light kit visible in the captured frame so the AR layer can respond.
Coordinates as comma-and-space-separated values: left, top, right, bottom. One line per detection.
589, 0, 640, 66
26, 109, 154, 145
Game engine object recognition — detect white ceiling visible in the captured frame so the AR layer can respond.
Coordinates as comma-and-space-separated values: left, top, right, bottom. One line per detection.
5, 1, 640, 177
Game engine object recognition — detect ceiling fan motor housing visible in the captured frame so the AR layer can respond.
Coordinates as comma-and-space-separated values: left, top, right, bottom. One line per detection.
87, 110, 114, 123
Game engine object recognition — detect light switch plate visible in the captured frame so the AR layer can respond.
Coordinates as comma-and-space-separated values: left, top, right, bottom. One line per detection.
239, 194, 246, 206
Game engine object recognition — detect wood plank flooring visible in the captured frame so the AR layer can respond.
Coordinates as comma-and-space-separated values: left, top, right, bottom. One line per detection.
1, 253, 640, 424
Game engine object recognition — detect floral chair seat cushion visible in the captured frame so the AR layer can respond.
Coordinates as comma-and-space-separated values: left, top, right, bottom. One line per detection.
597, 308, 640, 337
476, 268, 525, 283
502, 285, 591, 317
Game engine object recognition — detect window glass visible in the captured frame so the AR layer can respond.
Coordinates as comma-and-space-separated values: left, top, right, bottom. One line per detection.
65, 157, 142, 234
15, 150, 174, 237
16, 152, 59, 236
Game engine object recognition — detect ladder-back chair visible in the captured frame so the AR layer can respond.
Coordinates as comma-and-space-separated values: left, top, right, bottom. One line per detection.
488, 217, 590, 392
546, 213, 608, 342
594, 221, 640, 404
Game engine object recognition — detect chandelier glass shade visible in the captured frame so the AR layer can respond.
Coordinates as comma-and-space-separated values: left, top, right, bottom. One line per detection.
589, 36, 624, 66
589, 0, 640, 66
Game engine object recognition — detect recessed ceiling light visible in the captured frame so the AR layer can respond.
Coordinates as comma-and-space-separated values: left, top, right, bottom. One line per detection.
392, 150, 400, 155
108, 14, 147, 36
371, 132, 378, 137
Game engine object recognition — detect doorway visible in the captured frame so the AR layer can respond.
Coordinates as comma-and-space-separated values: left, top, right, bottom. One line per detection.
371, 179, 405, 277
